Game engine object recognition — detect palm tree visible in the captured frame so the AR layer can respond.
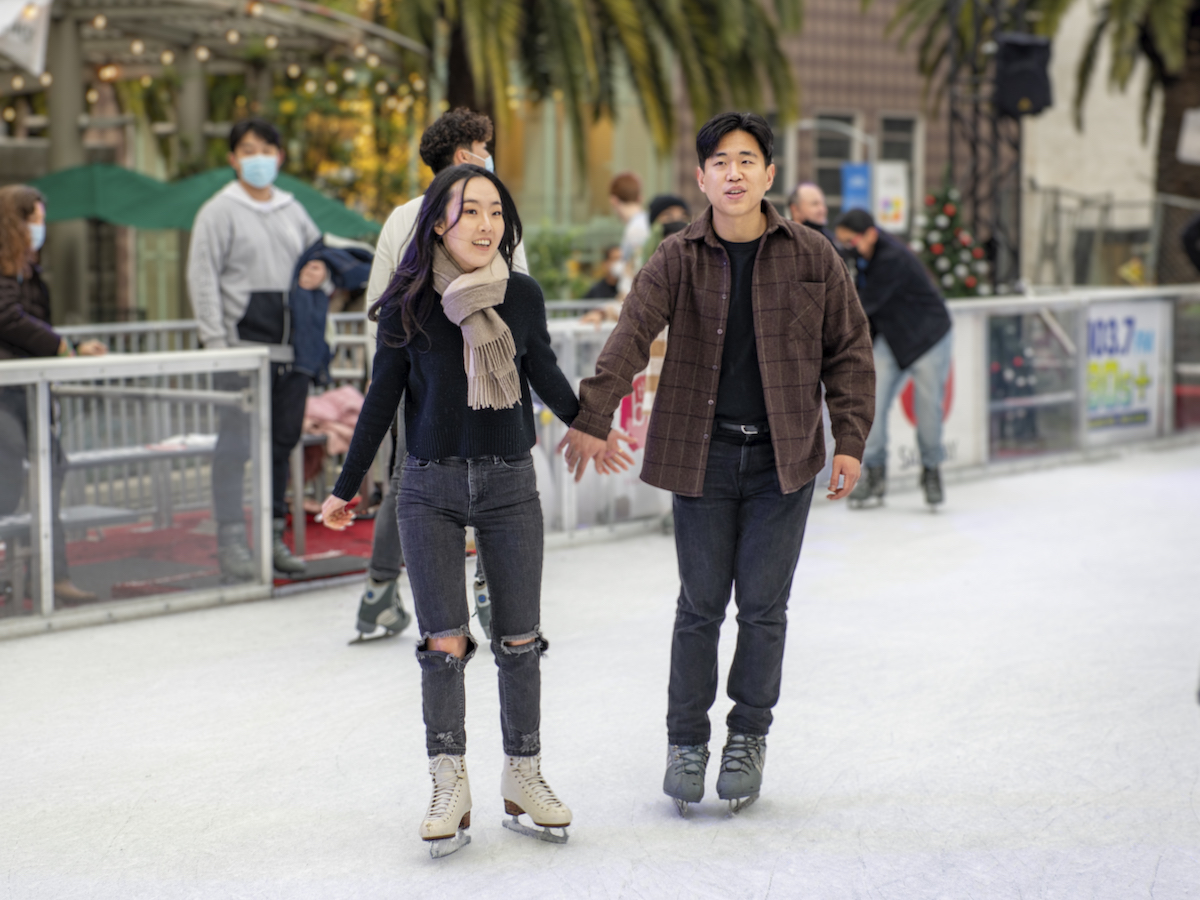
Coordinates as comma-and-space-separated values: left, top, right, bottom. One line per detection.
377, 0, 804, 158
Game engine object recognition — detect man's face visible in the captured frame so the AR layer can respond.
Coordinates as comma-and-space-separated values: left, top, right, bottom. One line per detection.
834, 225, 877, 258
696, 130, 774, 220
228, 130, 282, 177
791, 185, 828, 226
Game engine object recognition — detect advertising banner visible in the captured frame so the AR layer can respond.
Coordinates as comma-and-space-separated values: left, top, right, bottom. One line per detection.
0, 0, 52, 76
840, 163, 872, 213
1085, 300, 1170, 445
874, 161, 910, 233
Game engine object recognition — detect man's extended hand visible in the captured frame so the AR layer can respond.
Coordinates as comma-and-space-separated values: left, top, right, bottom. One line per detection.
827, 454, 861, 500
298, 260, 328, 290
557, 426, 636, 482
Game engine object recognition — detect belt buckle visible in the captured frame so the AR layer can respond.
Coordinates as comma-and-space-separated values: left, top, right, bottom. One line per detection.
739, 424, 759, 435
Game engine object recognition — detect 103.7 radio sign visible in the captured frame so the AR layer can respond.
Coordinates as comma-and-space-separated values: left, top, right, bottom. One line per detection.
1085, 301, 1170, 445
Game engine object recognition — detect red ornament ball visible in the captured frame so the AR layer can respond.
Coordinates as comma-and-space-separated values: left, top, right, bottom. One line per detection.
972, 247, 985, 259
959, 232, 973, 246
926, 194, 936, 207
965, 276, 978, 289
943, 203, 957, 216
931, 243, 944, 255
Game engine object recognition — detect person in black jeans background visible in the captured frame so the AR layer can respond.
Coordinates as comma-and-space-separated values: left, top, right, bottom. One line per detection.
321, 164, 631, 857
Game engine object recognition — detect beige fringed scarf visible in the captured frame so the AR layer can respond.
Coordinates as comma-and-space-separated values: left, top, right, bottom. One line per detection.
433, 243, 521, 410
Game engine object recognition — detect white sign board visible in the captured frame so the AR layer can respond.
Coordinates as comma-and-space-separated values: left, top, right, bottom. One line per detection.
0, 0, 52, 76
1177, 108, 1200, 166
1085, 300, 1170, 445
874, 161, 910, 233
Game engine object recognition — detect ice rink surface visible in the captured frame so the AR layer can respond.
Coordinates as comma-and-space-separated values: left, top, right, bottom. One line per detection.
3, 444, 1200, 900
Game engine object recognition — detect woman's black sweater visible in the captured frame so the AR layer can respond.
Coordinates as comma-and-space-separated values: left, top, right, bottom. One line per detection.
332, 273, 579, 500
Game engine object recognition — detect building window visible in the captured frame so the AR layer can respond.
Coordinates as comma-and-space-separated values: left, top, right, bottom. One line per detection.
814, 114, 856, 219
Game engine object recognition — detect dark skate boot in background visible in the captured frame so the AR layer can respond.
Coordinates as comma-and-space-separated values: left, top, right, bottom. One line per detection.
921, 466, 944, 510
349, 574, 412, 644
217, 522, 256, 583
848, 464, 887, 509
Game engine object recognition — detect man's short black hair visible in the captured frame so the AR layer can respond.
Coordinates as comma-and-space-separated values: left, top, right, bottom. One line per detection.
835, 208, 876, 234
696, 112, 773, 167
419, 108, 494, 174
229, 118, 282, 153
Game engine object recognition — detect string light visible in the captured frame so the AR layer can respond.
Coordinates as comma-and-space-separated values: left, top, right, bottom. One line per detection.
160, 50, 175, 66
130, 39, 145, 55
11, 75, 24, 90
98, 64, 120, 82
366, 54, 379, 68
21, 4, 38, 21
265, 35, 278, 49
324, 80, 337, 94
39, 72, 52, 87
92, 14, 107, 29
412, 78, 425, 92
342, 68, 356, 83
86, 88, 99, 103
248, 2, 264, 15
374, 81, 387, 95
140, 75, 153, 87
353, 44, 367, 59
286, 64, 301, 79
303, 79, 317, 94
2, 108, 15, 123
195, 46, 211, 62
225, 29, 240, 45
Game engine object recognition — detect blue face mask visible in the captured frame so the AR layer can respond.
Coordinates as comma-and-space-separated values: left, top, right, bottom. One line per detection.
469, 150, 494, 173
29, 223, 46, 252
239, 154, 279, 189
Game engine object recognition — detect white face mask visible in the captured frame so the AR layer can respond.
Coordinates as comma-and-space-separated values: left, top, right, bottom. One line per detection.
467, 150, 494, 173
608, 261, 624, 279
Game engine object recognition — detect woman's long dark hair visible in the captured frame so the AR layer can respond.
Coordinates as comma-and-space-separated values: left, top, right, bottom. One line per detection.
370, 164, 522, 347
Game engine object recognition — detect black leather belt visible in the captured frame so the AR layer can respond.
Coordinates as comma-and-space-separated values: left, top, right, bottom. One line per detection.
712, 421, 771, 444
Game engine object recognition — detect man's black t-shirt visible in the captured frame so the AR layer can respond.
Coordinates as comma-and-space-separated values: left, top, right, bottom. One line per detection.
714, 236, 768, 425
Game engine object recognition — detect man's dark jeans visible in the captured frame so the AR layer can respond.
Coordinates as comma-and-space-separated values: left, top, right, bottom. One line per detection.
212, 364, 309, 524
668, 439, 815, 746
397, 453, 546, 758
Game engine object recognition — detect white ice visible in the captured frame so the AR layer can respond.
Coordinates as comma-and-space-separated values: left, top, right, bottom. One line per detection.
3, 444, 1200, 899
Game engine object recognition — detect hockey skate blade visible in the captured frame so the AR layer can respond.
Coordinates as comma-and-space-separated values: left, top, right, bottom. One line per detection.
347, 630, 400, 645
724, 793, 760, 817
425, 828, 471, 858
502, 815, 569, 844
673, 798, 692, 818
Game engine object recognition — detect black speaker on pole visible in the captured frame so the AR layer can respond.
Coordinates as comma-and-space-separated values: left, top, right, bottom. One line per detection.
994, 33, 1052, 118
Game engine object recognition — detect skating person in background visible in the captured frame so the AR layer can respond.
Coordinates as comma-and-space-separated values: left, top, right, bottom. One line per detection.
788, 182, 836, 245
559, 112, 875, 816
610, 171, 650, 295
582, 245, 623, 301
0, 184, 107, 604
834, 209, 953, 509
188, 118, 327, 580
353, 107, 530, 642
321, 165, 631, 856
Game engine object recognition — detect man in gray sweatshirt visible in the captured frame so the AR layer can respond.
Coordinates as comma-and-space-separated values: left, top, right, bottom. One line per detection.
188, 118, 327, 580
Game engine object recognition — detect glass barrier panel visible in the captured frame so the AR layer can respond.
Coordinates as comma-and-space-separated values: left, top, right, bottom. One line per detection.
52, 366, 267, 609
0, 384, 43, 618
1174, 299, 1200, 432
987, 310, 1080, 459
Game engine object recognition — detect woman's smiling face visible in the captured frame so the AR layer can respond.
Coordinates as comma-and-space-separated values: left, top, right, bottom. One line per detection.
435, 176, 505, 273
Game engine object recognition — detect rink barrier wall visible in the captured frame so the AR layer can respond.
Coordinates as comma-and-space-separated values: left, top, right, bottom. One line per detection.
0, 349, 275, 640
5, 287, 1199, 638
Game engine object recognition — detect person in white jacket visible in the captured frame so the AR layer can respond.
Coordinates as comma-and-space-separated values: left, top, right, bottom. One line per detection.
351, 108, 528, 643
187, 118, 327, 580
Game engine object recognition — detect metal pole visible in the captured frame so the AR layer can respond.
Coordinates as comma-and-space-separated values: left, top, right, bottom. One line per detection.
253, 358, 274, 585
28, 382, 56, 615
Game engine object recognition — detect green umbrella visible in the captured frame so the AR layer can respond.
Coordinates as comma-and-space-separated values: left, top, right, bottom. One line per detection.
31, 164, 381, 240
31, 164, 169, 227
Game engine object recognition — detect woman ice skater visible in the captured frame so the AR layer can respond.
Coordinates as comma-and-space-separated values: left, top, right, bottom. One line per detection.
321, 164, 630, 857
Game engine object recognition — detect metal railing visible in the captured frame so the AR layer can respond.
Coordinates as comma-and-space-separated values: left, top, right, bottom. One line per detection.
0, 349, 273, 639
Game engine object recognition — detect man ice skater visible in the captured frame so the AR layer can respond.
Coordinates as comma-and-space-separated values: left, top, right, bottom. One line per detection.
559, 112, 875, 814
835, 208, 953, 508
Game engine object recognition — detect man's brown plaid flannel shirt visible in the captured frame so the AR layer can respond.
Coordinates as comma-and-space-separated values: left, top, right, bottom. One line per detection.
572, 202, 875, 498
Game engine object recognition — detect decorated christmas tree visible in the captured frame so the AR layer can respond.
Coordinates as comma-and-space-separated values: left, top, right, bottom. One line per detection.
909, 181, 990, 298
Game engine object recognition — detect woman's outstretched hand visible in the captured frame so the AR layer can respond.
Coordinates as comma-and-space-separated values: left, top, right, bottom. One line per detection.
557, 426, 637, 482
320, 495, 358, 531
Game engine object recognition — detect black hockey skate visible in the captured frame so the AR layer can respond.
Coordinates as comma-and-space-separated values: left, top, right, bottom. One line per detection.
848, 465, 886, 509
348, 576, 412, 644
921, 466, 944, 510
716, 733, 766, 816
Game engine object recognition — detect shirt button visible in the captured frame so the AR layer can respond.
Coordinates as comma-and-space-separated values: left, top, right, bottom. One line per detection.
721, 294, 727, 300
717, 328, 723, 335
712, 365, 718, 370
703, 433, 709, 440
708, 399, 714, 405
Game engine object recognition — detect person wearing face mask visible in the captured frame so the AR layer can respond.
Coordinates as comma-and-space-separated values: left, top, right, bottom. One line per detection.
0, 184, 107, 605
187, 118, 328, 580
320, 165, 632, 857
349, 107, 530, 645
582, 245, 623, 301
